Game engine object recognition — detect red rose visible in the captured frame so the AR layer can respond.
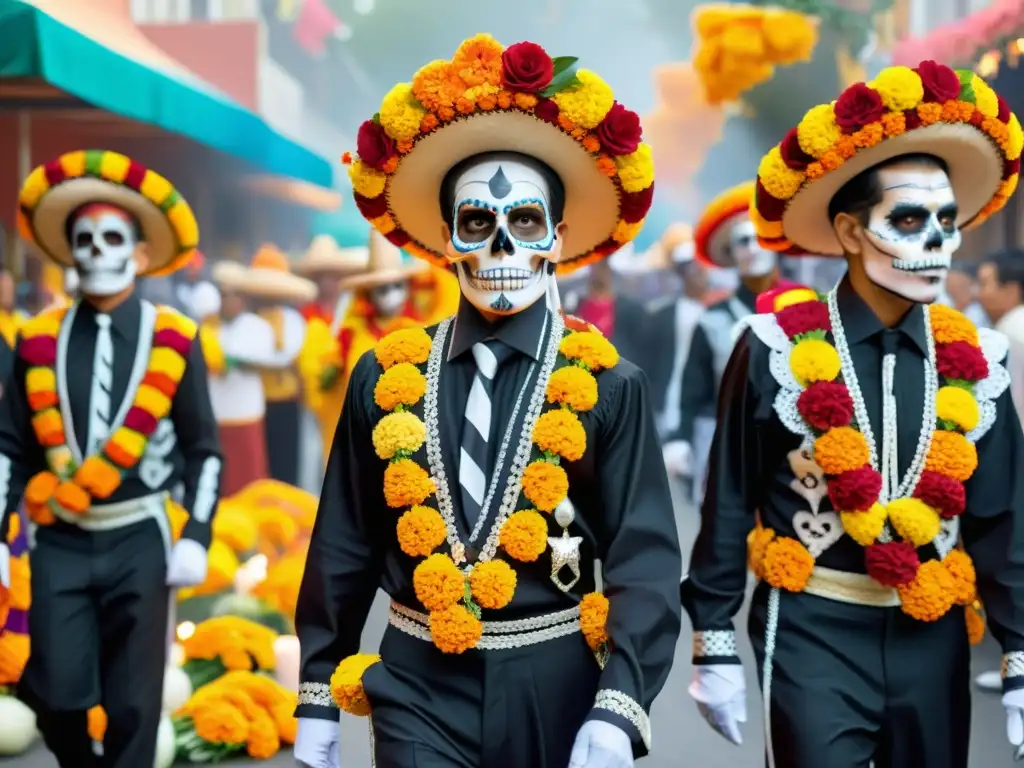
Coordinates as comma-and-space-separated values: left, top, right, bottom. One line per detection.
385, 229, 411, 248
797, 381, 854, 431
915, 60, 961, 104
501, 41, 554, 93
828, 465, 882, 511
755, 180, 787, 221
834, 83, 886, 134
354, 192, 388, 220
1005, 156, 1021, 180
779, 128, 814, 171
535, 98, 560, 124
776, 300, 830, 339
913, 470, 966, 518
903, 108, 922, 131
998, 95, 1011, 122
356, 119, 396, 171
619, 183, 655, 223
865, 541, 919, 587
935, 340, 988, 381
595, 102, 643, 157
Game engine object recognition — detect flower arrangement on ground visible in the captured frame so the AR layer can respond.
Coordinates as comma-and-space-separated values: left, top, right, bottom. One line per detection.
0, 512, 35, 757
179, 616, 278, 690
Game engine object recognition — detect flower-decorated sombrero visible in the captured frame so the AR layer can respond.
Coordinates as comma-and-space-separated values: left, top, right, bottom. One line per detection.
293, 234, 371, 277
213, 244, 317, 304
17, 149, 199, 276
345, 34, 656, 274
753, 61, 1023, 256
694, 180, 755, 268
339, 230, 426, 291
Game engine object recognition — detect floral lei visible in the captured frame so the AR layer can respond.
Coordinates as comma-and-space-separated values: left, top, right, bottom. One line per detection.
328, 319, 616, 715
17, 303, 197, 523
752, 294, 983, 623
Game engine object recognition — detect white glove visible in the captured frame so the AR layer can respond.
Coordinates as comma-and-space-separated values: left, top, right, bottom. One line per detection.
568, 720, 633, 768
165, 538, 209, 587
662, 440, 693, 477
689, 664, 747, 745
1003, 687, 1024, 761
0, 542, 9, 589
294, 717, 340, 768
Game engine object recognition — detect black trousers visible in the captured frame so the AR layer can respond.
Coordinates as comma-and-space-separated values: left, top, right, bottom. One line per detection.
367, 625, 602, 767
747, 583, 971, 768
19, 518, 170, 768
264, 398, 301, 486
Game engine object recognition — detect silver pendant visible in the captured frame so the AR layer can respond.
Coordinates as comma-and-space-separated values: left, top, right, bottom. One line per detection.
548, 529, 583, 592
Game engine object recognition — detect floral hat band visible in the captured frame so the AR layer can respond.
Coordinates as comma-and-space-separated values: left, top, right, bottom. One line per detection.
345, 34, 656, 274
753, 61, 1023, 257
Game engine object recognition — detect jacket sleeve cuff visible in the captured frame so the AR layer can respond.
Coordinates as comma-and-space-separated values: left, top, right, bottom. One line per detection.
692, 629, 741, 665
587, 689, 652, 756
180, 518, 212, 549
1004, 653, 1024, 693
294, 681, 339, 720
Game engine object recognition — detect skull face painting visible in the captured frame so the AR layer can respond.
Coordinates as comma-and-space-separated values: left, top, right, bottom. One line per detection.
69, 203, 142, 297
368, 280, 410, 318
728, 218, 777, 278
444, 153, 565, 317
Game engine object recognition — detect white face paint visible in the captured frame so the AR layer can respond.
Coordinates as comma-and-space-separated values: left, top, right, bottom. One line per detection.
862, 163, 961, 304
70, 207, 139, 297
368, 281, 409, 318
445, 154, 562, 317
729, 219, 777, 278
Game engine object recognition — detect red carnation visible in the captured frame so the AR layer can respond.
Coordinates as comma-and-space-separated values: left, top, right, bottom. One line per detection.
779, 128, 814, 171
535, 98, 560, 124
935, 340, 988, 381
755, 180, 787, 221
590, 237, 620, 257
356, 119, 397, 171
998, 95, 1011, 122
914, 470, 966, 518
596, 102, 643, 157
501, 41, 554, 93
776, 300, 830, 339
865, 541, 920, 587
797, 381, 855, 431
619, 183, 655, 223
1006, 156, 1021, 180
828, 465, 882, 511
354, 192, 388, 220
385, 229, 411, 248
834, 83, 886, 134
915, 61, 961, 104
903, 108, 922, 131
19, 335, 57, 367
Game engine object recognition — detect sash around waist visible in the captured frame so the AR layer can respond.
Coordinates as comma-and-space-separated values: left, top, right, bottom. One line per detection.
802, 565, 902, 608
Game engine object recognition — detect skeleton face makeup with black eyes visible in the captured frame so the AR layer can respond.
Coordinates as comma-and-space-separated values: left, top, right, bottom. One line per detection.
444, 153, 565, 317
368, 280, 409, 318
69, 204, 141, 297
861, 163, 961, 304
728, 218, 776, 278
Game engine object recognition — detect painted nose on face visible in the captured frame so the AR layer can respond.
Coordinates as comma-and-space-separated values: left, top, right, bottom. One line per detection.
491, 227, 515, 256
924, 225, 944, 252
91, 243, 102, 258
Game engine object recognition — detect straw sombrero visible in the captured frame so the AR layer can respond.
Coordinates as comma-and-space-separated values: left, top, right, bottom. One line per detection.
694, 182, 754, 268
752, 62, 1023, 256
17, 149, 199, 277
338, 230, 425, 291
213, 244, 317, 303
345, 34, 655, 275
293, 234, 371, 276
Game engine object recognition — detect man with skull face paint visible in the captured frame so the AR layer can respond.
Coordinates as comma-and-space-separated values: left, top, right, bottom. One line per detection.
293, 35, 679, 768
683, 63, 1024, 766
0, 150, 222, 768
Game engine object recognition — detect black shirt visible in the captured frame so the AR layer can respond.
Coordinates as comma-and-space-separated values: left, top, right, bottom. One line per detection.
682, 277, 1024, 656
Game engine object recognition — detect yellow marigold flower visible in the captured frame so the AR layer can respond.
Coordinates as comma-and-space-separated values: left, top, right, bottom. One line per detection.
552, 69, 615, 130
762, 9, 818, 63
379, 82, 428, 142
521, 460, 569, 512
192, 700, 250, 744
789, 338, 841, 385
375, 327, 432, 369
935, 385, 980, 433
747, 526, 776, 579
1007, 113, 1023, 161
612, 218, 645, 244
430, 603, 483, 654
372, 411, 427, 460
413, 553, 465, 612
840, 502, 887, 547
925, 430, 978, 482
898, 560, 955, 622
412, 59, 464, 113
757, 146, 806, 200
887, 497, 940, 547
500, 509, 550, 562
396, 505, 447, 557
814, 426, 870, 476
383, 458, 435, 508
797, 104, 841, 159
869, 66, 924, 111
971, 75, 999, 119
451, 33, 504, 88
348, 160, 387, 199
246, 708, 281, 759
374, 362, 427, 411
546, 366, 599, 412
88, 706, 107, 742
613, 143, 655, 194
580, 592, 610, 651
762, 536, 815, 592
560, 330, 619, 370
929, 304, 978, 346
8, 556, 29, 611
469, 559, 517, 610
774, 288, 819, 312
212, 503, 259, 553
943, 549, 977, 606
330, 653, 381, 716
533, 409, 587, 461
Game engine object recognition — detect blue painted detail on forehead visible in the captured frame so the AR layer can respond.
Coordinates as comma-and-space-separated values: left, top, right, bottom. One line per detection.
502, 197, 546, 215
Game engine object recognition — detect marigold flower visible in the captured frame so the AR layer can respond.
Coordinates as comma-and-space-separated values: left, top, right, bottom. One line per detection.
551, 69, 615, 130
796, 103, 841, 159
869, 66, 924, 111
943, 549, 977, 606
814, 426, 870, 476
430, 603, 483, 654
383, 459, 435, 508
966, 604, 986, 645
925, 430, 978, 482
880, 111, 906, 137
246, 708, 281, 759
374, 362, 427, 411
451, 33, 504, 88
74, 456, 122, 500
546, 366, 599, 412
330, 653, 381, 716
469, 559, 517, 610
379, 82, 428, 142
762, 536, 815, 592
8, 556, 30, 611
412, 59, 464, 113
898, 559, 956, 622
396, 505, 447, 558
532, 409, 587, 461
54, 481, 90, 514
24, 471, 59, 506
580, 592, 610, 651
747, 526, 776, 579
521, 460, 569, 512
887, 497, 941, 547
347, 160, 387, 200
25, 500, 54, 526
935, 385, 980, 433
559, 330, 619, 370
375, 327, 432, 369
757, 146, 806, 200
500, 509, 549, 562
929, 304, 979, 346
840, 502, 887, 547
87, 706, 107, 742
192, 700, 250, 745
789, 338, 841, 385
913, 470, 966, 518
613, 143, 655, 194
0, 631, 30, 685
372, 411, 427, 460
413, 553, 465, 612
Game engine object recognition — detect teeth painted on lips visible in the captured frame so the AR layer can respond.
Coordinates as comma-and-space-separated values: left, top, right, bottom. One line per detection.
469, 267, 538, 292
892, 256, 952, 272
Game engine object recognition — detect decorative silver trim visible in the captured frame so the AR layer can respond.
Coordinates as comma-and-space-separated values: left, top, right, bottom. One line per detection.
297, 681, 336, 708
692, 629, 738, 658
1003, 651, 1024, 679
593, 689, 652, 751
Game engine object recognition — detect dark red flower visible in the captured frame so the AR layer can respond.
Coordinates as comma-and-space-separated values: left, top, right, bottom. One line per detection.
779, 128, 814, 171
595, 102, 643, 157
865, 541, 919, 587
915, 61, 961, 104
935, 340, 988, 381
776, 300, 830, 339
755, 180, 787, 221
125, 406, 159, 436
1005, 156, 1021, 180
590, 237, 620, 257
501, 41, 554, 93
385, 229, 411, 248
535, 98, 560, 124
969, 111, 986, 128
798, 381, 855, 431
913, 470, 966, 518
834, 83, 886, 133
619, 183, 655, 223
354, 192, 388, 220
356, 119, 397, 171
903, 108, 922, 131
998, 95, 1011, 122
828, 465, 882, 512
19, 335, 57, 367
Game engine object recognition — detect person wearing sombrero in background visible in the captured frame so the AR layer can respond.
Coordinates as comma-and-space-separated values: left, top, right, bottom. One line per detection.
683, 62, 1024, 767
0, 150, 222, 768
174, 248, 207, 318
294, 34, 679, 768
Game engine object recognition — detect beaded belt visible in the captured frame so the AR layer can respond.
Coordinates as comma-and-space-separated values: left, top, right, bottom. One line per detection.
803, 565, 901, 608
388, 600, 582, 649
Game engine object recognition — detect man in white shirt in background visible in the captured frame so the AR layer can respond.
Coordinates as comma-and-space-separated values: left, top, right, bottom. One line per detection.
942, 263, 990, 328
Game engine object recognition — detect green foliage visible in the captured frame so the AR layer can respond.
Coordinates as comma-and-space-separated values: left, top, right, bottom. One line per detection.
182, 658, 229, 691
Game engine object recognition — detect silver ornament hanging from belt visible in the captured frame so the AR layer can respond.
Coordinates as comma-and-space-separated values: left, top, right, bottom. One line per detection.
549, 497, 583, 592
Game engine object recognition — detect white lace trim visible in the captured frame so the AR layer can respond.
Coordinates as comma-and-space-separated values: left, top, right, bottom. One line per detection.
692, 630, 738, 658
297, 682, 335, 708
387, 601, 582, 650
969, 327, 1010, 443
593, 689, 652, 750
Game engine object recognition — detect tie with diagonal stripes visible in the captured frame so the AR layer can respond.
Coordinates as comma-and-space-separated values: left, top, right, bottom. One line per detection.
460, 339, 514, 527
88, 313, 114, 455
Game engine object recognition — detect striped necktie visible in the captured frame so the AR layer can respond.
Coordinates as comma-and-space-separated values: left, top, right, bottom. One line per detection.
460, 339, 514, 526
88, 313, 114, 455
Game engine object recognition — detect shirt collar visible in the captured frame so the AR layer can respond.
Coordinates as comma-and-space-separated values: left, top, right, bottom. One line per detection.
448, 296, 549, 362
77, 292, 142, 342
835, 276, 929, 355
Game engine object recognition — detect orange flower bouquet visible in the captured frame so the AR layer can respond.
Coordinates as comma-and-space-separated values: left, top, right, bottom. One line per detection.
178, 616, 278, 690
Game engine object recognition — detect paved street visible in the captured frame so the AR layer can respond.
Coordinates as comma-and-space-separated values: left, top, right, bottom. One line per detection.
6, 482, 1017, 766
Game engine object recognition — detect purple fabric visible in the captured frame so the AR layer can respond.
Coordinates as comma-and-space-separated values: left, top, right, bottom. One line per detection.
3, 609, 28, 635
8, 505, 28, 558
